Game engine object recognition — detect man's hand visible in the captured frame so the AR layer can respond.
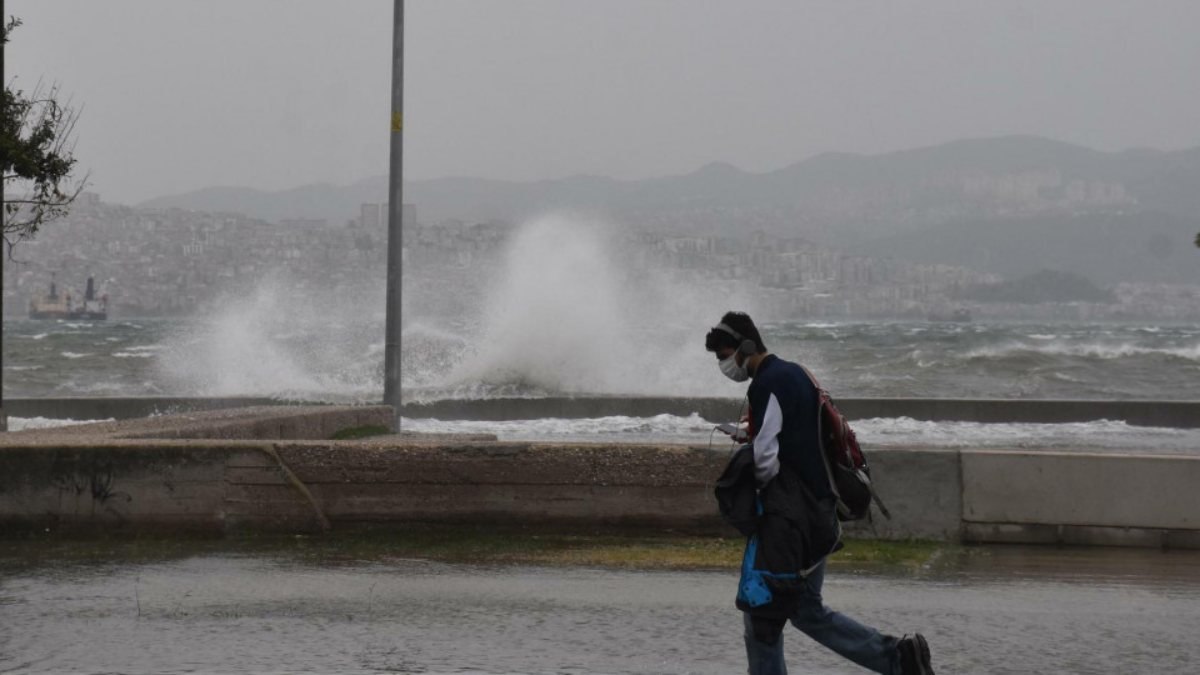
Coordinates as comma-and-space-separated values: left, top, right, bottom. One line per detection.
717, 422, 750, 443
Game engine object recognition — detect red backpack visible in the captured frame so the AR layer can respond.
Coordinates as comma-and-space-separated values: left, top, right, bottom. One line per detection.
801, 366, 891, 522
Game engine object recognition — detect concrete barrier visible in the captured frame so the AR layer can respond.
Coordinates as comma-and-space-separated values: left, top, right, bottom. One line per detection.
961, 451, 1200, 548
224, 441, 723, 531
5, 439, 1195, 548
0, 405, 395, 443
0, 439, 728, 534
0, 443, 232, 532
4, 397, 305, 421
843, 448, 963, 541
2, 407, 1197, 548
0, 405, 397, 531
8, 396, 1199, 428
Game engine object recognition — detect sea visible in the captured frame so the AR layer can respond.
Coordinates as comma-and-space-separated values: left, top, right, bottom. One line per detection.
4, 317, 1199, 450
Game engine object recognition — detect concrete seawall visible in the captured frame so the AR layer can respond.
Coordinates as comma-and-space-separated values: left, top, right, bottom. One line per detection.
848, 447, 1200, 548
0, 439, 722, 533
960, 451, 1200, 548
1, 406, 1196, 548
5, 397, 304, 421
8, 396, 1200, 428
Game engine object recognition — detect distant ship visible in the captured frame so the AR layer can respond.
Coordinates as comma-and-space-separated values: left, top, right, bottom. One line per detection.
70, 276, 108, 320
28, 274, 108, 320
28, 273, 70, 319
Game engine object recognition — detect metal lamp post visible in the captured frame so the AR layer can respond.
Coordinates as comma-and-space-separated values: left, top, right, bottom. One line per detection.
382, 0, 404, 421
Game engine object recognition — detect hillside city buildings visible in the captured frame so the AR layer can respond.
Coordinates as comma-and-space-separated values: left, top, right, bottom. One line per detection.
5, 194, 1198, 321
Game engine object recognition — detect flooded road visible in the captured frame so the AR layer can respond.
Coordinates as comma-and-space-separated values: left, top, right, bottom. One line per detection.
2, 546, 1199, 674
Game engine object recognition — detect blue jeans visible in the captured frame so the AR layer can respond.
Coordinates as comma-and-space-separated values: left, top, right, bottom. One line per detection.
743, 560, 900, 675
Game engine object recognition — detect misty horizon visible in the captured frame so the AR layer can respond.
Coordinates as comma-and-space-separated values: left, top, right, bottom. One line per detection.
8, 1, 1200, 204
124, 133, 1197, 203
6, 1, 1198, 335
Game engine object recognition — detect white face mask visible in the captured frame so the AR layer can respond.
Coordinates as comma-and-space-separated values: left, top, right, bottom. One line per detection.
719, 352, 749, 382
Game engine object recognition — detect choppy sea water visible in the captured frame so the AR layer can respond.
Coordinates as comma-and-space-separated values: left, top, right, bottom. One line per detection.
6, 318, 1199, 451
4, 318, 1198, 400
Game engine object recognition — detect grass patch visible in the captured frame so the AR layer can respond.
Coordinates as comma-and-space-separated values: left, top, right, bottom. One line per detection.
829, 538, 946, 572
0, 525, 947, 573
329, 424, 392, 440
396, 531, 747, 569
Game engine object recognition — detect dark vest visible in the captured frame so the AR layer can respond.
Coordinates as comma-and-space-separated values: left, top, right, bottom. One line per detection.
747, 355, 834, 501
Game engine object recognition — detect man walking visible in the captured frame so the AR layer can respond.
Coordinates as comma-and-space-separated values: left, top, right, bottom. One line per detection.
705, 311, 935, 675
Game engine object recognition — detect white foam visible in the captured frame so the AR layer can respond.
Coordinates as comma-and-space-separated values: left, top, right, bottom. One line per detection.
50, 379, 141, 395
124, 344, 165, 352
853, 417, 1199, 451
965, 340, 1200, 361
397, 415, 1200, 453
8, 416, 112, 431
60, 351, 93, 359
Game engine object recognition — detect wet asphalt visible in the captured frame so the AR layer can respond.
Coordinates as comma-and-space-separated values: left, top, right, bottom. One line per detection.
2, 545, 1199, 674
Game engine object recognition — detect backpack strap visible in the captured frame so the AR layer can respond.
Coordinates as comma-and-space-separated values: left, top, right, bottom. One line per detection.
797, 364, 850, 516
798, 363, 892, 522
797, 363, 824, 391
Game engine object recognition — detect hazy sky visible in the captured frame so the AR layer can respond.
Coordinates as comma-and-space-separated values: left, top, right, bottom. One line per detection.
8, 0, 1200, 205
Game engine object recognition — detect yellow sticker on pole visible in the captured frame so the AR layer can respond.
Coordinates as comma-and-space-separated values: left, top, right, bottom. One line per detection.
391, 112, 403, 132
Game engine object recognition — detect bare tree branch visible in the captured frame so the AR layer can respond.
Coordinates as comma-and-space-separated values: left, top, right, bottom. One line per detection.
3, 70, 87, 249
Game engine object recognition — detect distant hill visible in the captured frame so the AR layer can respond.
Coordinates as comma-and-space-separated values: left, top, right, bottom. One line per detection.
140, 135, 1200, 227
136, 164, 778, 228
958, 270, 1116, 304
139, 135, 1200, 283
138, 179, 389, 225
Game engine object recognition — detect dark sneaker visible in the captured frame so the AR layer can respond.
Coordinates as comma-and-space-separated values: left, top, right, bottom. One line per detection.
897, 633, 935, 675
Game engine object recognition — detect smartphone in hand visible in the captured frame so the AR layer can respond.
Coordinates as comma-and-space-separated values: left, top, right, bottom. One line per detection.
716, 423, 749, 443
